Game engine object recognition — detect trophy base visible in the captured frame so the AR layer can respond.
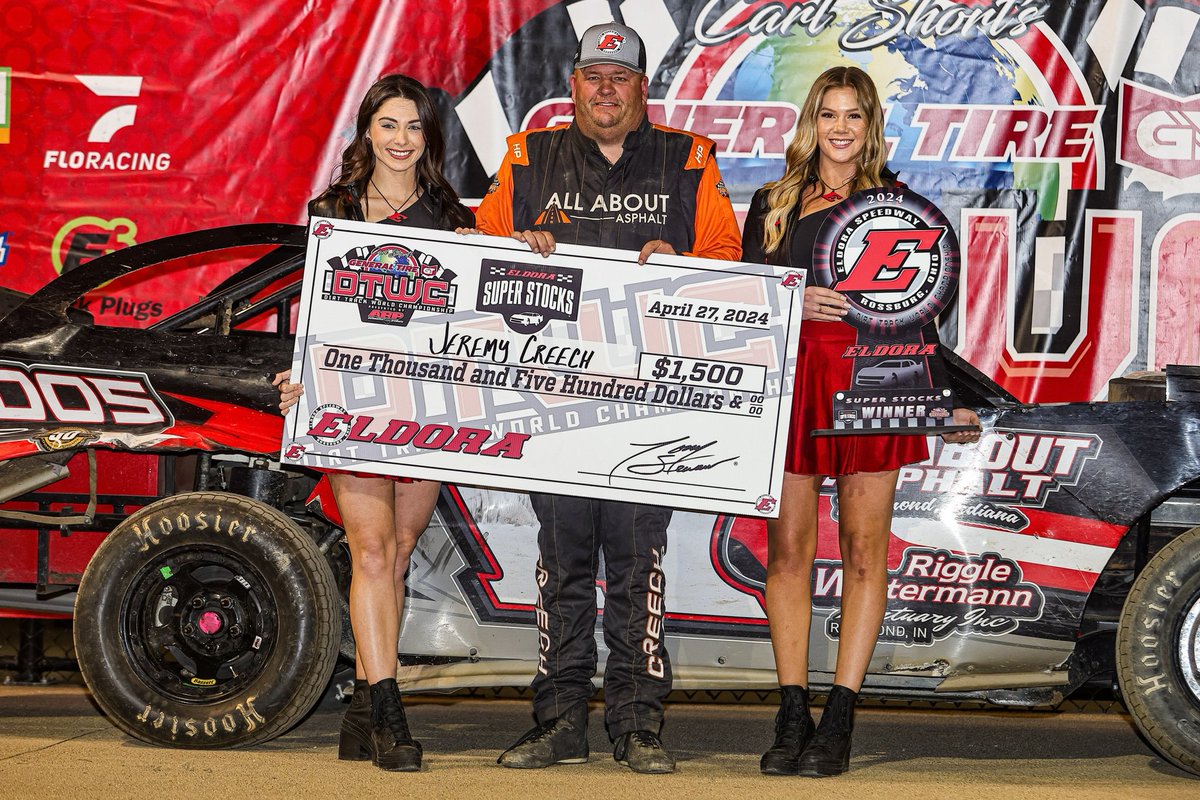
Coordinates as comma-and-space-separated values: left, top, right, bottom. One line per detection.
811, 424, 978, 438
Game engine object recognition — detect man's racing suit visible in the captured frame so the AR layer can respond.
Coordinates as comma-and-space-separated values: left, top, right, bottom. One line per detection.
475, 116, 739, 739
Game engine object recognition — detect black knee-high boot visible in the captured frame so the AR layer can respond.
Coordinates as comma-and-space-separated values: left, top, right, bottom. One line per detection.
760, 685, 816, 775
798, 684, 857, 777
368, 678, 422, 771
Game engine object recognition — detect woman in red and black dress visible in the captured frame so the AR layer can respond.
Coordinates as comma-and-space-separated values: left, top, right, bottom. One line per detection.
742, 66, 980, 777
275, 74, 473, 772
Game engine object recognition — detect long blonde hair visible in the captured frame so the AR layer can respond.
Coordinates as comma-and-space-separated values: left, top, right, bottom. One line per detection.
760, 66, 889, 254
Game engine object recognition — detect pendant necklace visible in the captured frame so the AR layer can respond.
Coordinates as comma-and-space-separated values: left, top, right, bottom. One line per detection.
370, 178, 419, 221
818, 174, 856, 202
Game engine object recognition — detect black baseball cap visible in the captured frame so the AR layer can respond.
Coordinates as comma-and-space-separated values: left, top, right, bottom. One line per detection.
573, 22, 646, 74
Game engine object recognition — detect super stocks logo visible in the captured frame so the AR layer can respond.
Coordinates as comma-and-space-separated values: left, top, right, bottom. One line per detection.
43, 75, 171, 172
476, 260, 582, 335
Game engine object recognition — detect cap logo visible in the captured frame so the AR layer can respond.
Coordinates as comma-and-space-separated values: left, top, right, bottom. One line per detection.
595, 31, 625, 52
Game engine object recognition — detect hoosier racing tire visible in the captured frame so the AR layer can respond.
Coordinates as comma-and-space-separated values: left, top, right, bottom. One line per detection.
74, 492, 339, 748
1117, 524, 1200, 775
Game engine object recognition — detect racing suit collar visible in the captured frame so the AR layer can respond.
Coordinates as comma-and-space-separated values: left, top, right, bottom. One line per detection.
569, 114, 651, 164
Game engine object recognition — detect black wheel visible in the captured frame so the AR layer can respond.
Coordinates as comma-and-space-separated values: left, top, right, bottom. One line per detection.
1117, 524, 1200, 775
74, 491, 339, 748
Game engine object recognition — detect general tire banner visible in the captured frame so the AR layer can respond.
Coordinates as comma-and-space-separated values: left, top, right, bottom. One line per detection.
1, 0, 1198, 402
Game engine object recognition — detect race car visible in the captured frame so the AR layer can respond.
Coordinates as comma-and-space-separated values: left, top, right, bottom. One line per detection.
853, 357, 926, 388
0, 225, 1198, 777
510, 311, 545, 327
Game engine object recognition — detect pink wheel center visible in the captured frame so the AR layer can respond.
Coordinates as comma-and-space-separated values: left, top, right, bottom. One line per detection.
197, 610, 223, 634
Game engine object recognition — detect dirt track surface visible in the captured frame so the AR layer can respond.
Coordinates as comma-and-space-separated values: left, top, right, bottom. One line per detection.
1, 686, 1197, 799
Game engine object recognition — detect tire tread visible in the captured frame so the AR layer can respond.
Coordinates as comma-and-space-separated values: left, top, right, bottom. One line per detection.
75, 491, 339, 749
1116, 525, 1200, 775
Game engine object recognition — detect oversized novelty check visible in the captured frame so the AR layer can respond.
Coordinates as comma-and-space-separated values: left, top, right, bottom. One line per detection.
281, 217, 805, 516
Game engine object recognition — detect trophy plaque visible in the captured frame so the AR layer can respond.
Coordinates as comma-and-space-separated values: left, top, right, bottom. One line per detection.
810, 187, 971, 437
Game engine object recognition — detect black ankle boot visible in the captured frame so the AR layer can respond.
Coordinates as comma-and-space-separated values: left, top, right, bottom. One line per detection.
338, 679, 372, 761
760, 685, 815, 775
368, 678, 422, 771
497, 701, 589, 768
797, 684, 857, 777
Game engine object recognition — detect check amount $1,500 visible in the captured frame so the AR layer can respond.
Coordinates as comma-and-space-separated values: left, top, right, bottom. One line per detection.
639, 353, 767, 396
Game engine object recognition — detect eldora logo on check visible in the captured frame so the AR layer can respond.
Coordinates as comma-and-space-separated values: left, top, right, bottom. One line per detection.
306, 410, 530, 459
476, 259, 582, 334
321, 243, 458, 326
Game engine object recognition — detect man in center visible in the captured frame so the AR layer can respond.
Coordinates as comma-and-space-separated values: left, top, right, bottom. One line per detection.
474, 21, 740, 774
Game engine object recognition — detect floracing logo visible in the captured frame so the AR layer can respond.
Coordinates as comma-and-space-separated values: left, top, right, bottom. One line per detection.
813, 188, 959, 336
815, 547, 1045, 645
43, 75, 171, 172
52, 216, 138, 275
1117, 79, 1200, 198
78, 75, 140, 142
320, 243, 457, 326
476, 259, 582, 334
0, 361, 173, 438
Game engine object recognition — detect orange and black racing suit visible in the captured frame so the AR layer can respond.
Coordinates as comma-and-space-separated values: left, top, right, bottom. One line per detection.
476, 117, 740, 739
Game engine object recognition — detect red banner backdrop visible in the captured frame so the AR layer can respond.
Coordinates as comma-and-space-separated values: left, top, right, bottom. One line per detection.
1, 0, 1197, 402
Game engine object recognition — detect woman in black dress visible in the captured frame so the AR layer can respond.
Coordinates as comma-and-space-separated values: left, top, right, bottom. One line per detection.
742, 66, 980, 777
275, 74, 473, 772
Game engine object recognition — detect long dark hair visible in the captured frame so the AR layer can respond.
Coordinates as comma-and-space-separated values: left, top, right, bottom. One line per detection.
322, 74, 472, 229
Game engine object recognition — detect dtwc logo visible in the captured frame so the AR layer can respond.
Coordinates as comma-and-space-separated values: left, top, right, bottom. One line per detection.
1117, 79, 1200, 199
321, 243, 458, 326
43, 75, 171, 172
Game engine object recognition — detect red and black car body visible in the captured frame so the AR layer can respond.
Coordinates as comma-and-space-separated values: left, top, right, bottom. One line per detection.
0, 225, 1198, 774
